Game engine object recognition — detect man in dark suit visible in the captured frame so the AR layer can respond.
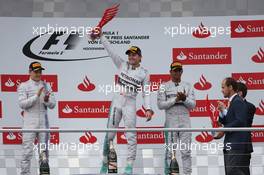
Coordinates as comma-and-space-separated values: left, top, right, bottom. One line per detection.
236, 82, 256, 174
218, 78, 253, 175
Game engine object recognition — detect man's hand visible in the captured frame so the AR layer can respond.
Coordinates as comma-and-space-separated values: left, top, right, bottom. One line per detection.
213, 131, 225, 139
44, 92, 50, 102
37, 87, 44, 97
176, 90, 187, 102
90, 28, 102, 41
145, 109, 154, 122
217, 101, 226, 112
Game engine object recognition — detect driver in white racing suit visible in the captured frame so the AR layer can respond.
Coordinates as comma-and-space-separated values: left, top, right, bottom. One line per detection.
157, 62, 195, 175
91, 33, 154, 174
18, 62, 56, 175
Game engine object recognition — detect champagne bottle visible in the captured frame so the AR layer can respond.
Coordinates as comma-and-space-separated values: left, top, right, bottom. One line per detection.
108, 141, 117, 173
170, 150, 179, 175
39, 151, 50, 175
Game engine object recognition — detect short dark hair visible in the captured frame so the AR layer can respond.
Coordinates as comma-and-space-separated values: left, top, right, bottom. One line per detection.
237, 82, 248, 98
224, 77, 238, 92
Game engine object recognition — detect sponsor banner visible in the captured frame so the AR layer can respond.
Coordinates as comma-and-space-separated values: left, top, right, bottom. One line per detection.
232, 72, 264, 90
251, 125, 264, 142
0, 101, 2, 118
2, 127, 60, 145
117, 127, 164, 144
231, 20, 264, 38
173, 47, 232, 65
1, 74, 58, 92
2, 127, 22, 145
190, 99, 228, 117
58, 101, 111, 118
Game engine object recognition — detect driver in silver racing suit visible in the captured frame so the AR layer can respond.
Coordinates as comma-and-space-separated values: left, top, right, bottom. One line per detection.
18, 62, 56, 175
157, 61, 195, 175
96, 34, 154, 174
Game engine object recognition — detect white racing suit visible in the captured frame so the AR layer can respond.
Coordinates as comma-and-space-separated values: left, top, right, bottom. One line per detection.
100, 35, 152, 165
18, 79, 56, 175
157, 80, 195, 175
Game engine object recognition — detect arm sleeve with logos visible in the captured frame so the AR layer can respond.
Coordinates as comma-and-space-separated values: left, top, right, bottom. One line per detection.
43, 83, 56, 109
157, 84, 176, 110
183, 84, 196, 110
142, 71, 151, 110
100, 35, 125, 69
18, 83, 39, 110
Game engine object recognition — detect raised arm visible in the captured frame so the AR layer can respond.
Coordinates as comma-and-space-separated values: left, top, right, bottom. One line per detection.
100, 35, 125, 68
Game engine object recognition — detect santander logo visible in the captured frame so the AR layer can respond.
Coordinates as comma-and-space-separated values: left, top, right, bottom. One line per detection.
232, 72, 264, 90
192, 22, 211, 38
4, 78, 15, 87
251, 125, 264, 142
194, 75, 212, 90
176, 51, 187, 60
79, 132, 97, 144
117, 127, 165, 144
173, 47, 232, 65
195, 131, 214, 143
231, 20, 264, 38
251, 47, 264, 63
62, 104, 73, 114
2, 127, 22, 144
256, 99, 264, 115
234, 24, 246, 33
1, 74, 58, 92
78, 76, 96, 92
58, 101, 111, 118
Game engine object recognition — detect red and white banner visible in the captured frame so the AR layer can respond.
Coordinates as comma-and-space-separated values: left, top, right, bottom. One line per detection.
1, 74, 58, 92
58, 101, 111, 118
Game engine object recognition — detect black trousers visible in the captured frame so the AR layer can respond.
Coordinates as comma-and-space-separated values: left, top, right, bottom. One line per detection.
223, 149, 251, 175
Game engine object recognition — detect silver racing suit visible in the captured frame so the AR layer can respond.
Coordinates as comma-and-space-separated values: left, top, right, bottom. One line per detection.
157, 80, 195, 175
100, 35, 152, 165
18, 79, 56, 175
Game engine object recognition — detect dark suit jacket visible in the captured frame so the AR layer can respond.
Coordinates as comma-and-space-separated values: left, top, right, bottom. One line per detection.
219, 95, 256, 153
